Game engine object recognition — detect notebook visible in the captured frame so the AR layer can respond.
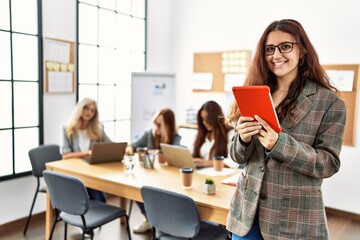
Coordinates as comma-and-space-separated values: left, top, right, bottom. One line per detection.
232, 85, 282, 133
84, 142, 127, 164
160, 143, 196, 169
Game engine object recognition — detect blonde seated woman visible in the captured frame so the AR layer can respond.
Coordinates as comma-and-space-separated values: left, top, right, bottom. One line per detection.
61, 98, 111, 203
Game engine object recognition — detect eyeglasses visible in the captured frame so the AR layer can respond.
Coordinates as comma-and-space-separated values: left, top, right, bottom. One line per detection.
264, 42, 297, 56
83, 106, 96, 113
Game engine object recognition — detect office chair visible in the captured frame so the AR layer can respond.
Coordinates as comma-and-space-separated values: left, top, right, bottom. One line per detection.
141, 186, 228, 240
23, 144, 62, 235
43, 170, 132, 240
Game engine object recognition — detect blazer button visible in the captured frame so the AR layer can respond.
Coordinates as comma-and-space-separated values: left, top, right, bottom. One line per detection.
260, 193, 266, 200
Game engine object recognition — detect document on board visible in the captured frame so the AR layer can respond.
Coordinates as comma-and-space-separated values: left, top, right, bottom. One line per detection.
48, 71, 73, 93
45, 39, 71, 63
192, 73, 213, 90
326, 70, 354, 92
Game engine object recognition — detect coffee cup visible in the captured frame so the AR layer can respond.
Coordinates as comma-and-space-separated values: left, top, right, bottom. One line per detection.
213, 155, 224, 171
180, 167, 193, 189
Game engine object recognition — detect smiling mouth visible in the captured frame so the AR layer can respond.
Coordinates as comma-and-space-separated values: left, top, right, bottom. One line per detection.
273, 61, 287, 67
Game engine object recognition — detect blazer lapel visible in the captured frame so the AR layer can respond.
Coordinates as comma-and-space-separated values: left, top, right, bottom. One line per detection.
284, 81, 316, 129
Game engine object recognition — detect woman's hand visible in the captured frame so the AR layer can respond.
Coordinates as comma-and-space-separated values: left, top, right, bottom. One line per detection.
235, 116, 262, 143
193, 158, 213, 167
253, 115, 279, 150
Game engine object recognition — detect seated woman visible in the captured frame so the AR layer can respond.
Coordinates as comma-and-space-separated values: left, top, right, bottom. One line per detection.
193, 100, 238, 168
130, 108, 181, 234
61, 98, 111, 203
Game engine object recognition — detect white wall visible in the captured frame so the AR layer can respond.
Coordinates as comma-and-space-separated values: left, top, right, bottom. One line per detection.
1, 0, 360, 225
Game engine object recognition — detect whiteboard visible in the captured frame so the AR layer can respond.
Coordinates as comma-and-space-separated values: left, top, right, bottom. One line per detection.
131, 72, 176, 142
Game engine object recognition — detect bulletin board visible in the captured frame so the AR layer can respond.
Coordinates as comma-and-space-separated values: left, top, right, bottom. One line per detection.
44, 38, 75, 93
322, 64, 360, 146
193, 50, 251, 93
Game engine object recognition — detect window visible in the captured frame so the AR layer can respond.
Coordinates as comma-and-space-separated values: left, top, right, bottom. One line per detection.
77, 0, 147, 143
0, 0, 42, 180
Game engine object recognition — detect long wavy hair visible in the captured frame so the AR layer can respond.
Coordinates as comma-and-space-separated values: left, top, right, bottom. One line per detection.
227, 19, 337, 124
66, 98, 103, 140
193, 101, 230, 158
152, 108, 177, 149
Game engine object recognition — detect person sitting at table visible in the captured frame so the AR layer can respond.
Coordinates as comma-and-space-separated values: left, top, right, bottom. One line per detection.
61, 98, 111, 203
192, 100, 238, 168
130, 108, 182, 234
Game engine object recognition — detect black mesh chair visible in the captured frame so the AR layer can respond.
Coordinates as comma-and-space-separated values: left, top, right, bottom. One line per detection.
141, 186, 228, 240
43, 170, 131, 240
23, 144, 62, 235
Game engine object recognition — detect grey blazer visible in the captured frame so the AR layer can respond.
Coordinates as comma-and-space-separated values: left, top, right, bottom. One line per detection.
61, 123, 111, 154
226, 81, 346, 239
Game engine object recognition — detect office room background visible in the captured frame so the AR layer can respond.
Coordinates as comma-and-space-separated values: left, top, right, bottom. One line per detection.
1, 0, 360, 226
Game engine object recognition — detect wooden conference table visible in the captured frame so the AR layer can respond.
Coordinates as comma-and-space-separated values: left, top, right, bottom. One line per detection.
45, 158, 239, 238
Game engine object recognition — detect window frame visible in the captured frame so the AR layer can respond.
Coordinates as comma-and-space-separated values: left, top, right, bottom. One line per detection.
0, 0, 43, 181
76, 0, 147, 143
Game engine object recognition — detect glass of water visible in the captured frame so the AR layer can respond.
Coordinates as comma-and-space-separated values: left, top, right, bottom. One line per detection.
123, 155, 135, 175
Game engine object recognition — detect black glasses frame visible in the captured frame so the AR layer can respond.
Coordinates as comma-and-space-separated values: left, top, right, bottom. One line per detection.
264, 42, 297, 56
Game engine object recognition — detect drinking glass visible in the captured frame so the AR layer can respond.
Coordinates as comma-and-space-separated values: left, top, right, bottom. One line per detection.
123, 155, 135, 175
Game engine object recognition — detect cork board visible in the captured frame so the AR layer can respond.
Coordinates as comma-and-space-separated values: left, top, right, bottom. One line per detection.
193, 50, 250, 93
323, 64, 360, 146
44, 38, 75, 93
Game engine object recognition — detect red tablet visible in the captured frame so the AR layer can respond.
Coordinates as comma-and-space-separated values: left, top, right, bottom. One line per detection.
232, 85, 282, 133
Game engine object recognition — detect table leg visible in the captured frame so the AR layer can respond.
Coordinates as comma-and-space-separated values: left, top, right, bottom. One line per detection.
45, 192, 53, 239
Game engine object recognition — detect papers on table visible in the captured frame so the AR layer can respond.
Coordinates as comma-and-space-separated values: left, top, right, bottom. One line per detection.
221, 173, 241, 186
196, 167, 236, 177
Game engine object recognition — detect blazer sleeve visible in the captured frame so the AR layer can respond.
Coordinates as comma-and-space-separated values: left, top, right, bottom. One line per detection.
268, 97, 346, 179
100, 123, 112, 142
172, 133, 182, 146
61, 125, 73, 154
230, 132, 256, 165
131, 130, 152, 150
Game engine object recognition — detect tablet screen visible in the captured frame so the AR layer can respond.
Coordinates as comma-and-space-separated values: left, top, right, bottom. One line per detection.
232, 85, 282, 133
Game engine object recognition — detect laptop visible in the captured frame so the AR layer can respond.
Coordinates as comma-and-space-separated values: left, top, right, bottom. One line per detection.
84, 142, 127, 164
160, 143, 196, 169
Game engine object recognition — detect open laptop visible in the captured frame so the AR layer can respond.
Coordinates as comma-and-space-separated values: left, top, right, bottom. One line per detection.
160, 143, 196, 169
84, 142, 127, 164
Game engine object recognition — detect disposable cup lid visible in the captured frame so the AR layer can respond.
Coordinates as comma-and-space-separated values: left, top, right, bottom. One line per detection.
214, 155, 225, 160
181, 167, 193, 173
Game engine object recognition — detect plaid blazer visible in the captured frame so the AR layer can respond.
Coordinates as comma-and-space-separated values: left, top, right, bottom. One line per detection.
226, 81, 346, 239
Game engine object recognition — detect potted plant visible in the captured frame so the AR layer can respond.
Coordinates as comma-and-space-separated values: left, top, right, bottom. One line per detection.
202, 178, 216, 195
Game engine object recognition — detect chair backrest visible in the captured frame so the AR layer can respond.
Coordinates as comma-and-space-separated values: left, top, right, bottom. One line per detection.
43, 170, 89, 215
141, 186, 201, 238
29, 144, 62, 177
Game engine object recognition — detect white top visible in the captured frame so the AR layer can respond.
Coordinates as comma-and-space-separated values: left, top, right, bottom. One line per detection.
192, 129, 239, 168
78, 130, 90, 151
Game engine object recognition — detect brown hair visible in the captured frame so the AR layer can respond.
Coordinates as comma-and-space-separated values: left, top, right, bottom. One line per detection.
193, 101, 230, 158
227, 19, 337, 123
153, 108, 177, 149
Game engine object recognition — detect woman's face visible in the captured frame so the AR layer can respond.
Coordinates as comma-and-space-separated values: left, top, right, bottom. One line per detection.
265, 30, 300, 83
153, 115, 165, 136
81, 103, 96, 122
200, 110, 213, 132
